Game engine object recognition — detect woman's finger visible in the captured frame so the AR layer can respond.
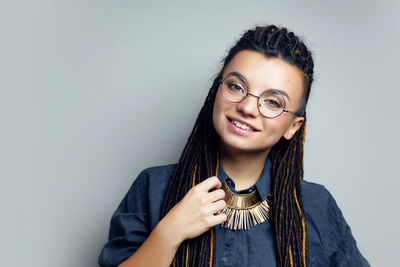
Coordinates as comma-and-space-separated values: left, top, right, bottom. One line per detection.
208, 212, 227, 226
207, 199, 226, 214
196, 176, 221, 192
207, 188, 225, 203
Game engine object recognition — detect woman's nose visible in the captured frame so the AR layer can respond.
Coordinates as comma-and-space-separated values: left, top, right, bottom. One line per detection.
236, 94, 260, 117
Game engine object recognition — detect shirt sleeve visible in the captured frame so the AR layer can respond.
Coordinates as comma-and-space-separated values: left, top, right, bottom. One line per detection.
325, 190, 370, 267
98, 170, 151, 267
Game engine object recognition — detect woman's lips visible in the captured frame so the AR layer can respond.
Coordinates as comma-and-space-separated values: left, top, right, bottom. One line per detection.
227, 117, 258, 135
227, 116, 260, 130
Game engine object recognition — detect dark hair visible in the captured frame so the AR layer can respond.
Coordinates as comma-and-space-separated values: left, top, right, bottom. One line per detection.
161, 25, 314, 267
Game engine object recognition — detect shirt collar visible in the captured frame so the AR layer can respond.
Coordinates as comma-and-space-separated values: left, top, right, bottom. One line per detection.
217, 157, 272, 200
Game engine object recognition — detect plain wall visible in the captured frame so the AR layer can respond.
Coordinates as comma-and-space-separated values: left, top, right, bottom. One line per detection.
1, 0, 399, 266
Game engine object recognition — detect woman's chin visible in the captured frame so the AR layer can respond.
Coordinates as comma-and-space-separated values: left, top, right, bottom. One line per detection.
218, 139, 271, 156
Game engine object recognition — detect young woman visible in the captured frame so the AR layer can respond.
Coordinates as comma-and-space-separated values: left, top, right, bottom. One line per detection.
98, 25, 370, 267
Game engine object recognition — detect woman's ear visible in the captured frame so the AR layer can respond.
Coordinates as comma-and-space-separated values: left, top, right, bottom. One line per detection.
283, 117, 304, 140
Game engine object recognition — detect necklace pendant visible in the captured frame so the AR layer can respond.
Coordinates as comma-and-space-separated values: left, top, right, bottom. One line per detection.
221, 181, 271, 231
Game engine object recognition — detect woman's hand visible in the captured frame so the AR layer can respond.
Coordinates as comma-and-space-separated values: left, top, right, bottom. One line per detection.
159, 176, 227, 244
119, 177, 226, 267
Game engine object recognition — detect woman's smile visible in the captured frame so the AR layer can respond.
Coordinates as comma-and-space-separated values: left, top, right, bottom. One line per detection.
227, 116, 260, 135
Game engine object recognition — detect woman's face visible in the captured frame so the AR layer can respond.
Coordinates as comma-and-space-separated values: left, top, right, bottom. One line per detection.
212, 50, 305, 154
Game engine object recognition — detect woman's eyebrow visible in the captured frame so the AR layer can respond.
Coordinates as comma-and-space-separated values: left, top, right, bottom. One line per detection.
226, 71, 248, 86
270, 89, 291, 103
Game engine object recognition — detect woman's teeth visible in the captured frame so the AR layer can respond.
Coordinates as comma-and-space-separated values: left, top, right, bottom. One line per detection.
232, 120, 253, 131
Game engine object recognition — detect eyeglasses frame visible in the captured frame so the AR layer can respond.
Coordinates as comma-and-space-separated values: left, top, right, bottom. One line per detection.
218, 74, 303, 118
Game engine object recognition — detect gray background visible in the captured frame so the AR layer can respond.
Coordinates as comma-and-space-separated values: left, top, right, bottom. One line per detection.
1, 0, 399, 266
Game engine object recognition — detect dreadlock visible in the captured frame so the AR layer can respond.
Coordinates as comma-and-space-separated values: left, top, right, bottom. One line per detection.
161, 24, 314, 267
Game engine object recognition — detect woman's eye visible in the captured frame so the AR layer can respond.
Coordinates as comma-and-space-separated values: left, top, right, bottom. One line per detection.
228, 83, 245, 93
264, 99, 282, 109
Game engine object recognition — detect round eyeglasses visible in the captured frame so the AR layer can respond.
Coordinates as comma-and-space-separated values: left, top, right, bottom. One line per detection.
219, 73, 303, 118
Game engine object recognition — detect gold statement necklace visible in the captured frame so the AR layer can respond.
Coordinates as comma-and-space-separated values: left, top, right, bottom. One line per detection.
215, 156, 271, 231
221, 181, 271, 230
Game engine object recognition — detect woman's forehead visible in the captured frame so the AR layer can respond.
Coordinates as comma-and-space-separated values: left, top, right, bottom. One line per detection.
222, 50, 305, 100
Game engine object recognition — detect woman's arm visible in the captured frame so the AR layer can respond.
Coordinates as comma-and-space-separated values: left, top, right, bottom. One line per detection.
119, 176, 227, 267
118, 219, 181, 267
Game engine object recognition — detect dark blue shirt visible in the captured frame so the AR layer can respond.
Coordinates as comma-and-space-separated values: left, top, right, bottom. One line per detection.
98, 160, 370, 267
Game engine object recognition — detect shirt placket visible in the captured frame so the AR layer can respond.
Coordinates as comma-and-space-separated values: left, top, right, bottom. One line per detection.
221, 229, 234, 267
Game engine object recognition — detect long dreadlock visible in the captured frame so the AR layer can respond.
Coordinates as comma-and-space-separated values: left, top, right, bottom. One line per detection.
161, 25, 314, 267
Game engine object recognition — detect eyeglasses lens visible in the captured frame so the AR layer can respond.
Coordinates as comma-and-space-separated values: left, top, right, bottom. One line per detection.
258, 91, 285, 118
221, 75, 247, 102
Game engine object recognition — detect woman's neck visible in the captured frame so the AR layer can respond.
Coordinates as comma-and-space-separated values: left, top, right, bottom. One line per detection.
219, 145, 270, 190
